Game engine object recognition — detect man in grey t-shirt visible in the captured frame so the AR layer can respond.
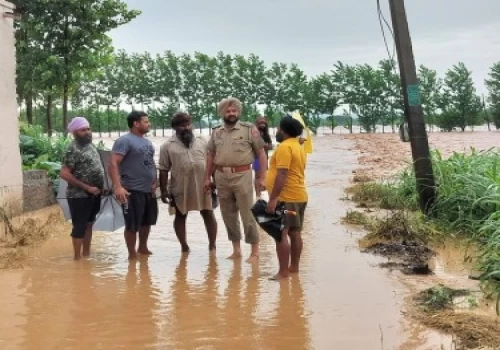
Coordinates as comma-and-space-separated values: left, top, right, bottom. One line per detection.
109, 111, 158, 260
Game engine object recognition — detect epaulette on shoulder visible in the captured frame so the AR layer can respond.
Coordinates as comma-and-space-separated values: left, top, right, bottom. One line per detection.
240, 121, 253, 128
212, 125, 222, 130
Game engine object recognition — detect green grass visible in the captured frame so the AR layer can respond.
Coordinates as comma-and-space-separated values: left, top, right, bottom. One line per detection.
348, 148, 500, 313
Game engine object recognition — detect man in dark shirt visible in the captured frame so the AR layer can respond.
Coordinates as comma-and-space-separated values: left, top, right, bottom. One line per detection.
109, 111, 158, 260
60, 117, 105, 260
253, 116, 273, 198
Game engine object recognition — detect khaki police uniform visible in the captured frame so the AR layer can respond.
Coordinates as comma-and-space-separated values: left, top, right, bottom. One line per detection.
207, 121, 264, 244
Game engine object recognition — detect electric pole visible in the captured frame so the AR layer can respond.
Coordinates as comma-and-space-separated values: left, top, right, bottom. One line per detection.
388, 0, 436, 213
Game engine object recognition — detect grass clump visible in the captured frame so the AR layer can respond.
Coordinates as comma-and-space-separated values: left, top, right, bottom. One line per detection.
341, 210, 372, 226
346, 177, 418, 211
365, 211, 438, 245
416, 284, 470, 311
412, 285, 500, 350
0, 208, 69, 269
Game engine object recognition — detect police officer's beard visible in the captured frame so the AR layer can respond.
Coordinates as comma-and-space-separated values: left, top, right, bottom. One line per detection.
178, 129, 194, 147
223, 115, 238, 126
75, 134, 92, 145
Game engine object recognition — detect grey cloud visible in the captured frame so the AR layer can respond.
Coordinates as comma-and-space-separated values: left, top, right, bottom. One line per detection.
110, 0, 500, 93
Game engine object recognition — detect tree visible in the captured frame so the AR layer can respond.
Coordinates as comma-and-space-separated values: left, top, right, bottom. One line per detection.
263, 62, 288, 114
336, 63, 385, 133
16, 0, 140, 133
442, 63, 482, 131
418, 65, 442, 130
379, 60, 403, 133
14, 0, 63, 134
196, 52, 218, 129
309, 73, 341, 133
485, 62, 500, 129
179, 54, 203, 130
282, 64, 308, 114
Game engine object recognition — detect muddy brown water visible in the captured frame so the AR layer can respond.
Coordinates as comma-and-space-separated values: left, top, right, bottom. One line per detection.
0, 135, 453, 350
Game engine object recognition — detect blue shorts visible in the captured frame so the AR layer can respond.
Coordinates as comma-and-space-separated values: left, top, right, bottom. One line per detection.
253, 158, 260, 172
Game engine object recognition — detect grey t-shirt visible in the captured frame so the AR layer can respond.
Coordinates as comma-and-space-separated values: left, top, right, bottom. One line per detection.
112, 133, 156, 193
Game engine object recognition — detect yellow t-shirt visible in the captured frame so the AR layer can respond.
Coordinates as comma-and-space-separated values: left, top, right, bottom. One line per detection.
266, 138, 308, 202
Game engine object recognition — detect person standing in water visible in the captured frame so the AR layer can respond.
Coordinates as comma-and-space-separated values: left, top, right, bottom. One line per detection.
159, 112, 218, 253
109, 111, 158, 260
204, 97, 267, 262
252, 116, 273, 198
266, 116, 308, 280
60, 117, 105, 260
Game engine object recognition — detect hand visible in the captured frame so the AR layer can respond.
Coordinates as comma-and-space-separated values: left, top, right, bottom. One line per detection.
160, 189, 171, 204
86, 186, 101, 196
151, 183, 158, 196
114, 186, 130, 205
204, 178, 213, 193
259, 178, 266, 191
266, 198, 278, 214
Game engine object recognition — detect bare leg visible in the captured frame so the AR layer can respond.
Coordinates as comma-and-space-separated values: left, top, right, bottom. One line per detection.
82, 223, 93, 257
138, 226, 152, 255
254, 171, 261, 198
72, 238, 83, 260
174, 211, 190, 253
125, 230, 137, 260
246, 243, 259, 263
200, 210, 217, 251
228, 241, 242, 259
289, 228, 303, 273
271, 229, 290, 280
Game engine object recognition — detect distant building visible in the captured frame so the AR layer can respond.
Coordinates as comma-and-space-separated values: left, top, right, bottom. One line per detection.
0, 0, 23, 214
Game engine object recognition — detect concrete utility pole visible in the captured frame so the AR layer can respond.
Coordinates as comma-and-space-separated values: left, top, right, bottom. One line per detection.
388, 0, 436, 213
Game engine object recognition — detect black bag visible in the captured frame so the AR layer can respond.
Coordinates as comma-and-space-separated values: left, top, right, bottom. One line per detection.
251, 199, 285, 242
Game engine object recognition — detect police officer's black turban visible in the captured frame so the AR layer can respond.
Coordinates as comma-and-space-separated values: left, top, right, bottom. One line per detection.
280, 115, 303, 138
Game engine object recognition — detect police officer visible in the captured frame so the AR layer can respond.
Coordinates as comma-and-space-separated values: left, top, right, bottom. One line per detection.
204, 97, 267, 262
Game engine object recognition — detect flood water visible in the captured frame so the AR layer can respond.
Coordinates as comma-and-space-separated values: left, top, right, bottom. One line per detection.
0, 135, 447, 349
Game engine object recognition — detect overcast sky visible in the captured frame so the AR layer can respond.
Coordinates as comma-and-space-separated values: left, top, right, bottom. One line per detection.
109, 0, 500, 95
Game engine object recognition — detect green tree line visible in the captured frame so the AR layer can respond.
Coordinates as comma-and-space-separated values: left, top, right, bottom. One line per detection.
13, 1, 500, 135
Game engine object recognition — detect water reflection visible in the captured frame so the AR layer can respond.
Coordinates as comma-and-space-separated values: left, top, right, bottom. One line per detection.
161, 255, 311, 350
259, 277, 311, 350
0, 135, 449, 349
163, 255, 222, 349
16, 257, 160, 350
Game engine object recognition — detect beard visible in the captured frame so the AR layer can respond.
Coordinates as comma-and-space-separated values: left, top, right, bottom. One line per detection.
275, 131, 284, 143
75, 134, 92, 145
223, 115, 239, 125
178, 129, 194, 147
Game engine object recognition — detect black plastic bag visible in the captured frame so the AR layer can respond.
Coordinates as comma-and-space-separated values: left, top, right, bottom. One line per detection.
251, 199, 285, 242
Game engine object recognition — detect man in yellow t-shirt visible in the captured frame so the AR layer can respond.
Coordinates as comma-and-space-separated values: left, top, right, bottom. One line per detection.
266, 115, 308, 280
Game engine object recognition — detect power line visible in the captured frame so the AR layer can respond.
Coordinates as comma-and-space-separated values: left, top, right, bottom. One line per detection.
376, 0, 396, 68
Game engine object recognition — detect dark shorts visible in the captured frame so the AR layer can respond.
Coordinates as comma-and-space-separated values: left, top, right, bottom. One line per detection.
281, 202, 307, 230
123, 191, 158, 233
68, 196, 101, 239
